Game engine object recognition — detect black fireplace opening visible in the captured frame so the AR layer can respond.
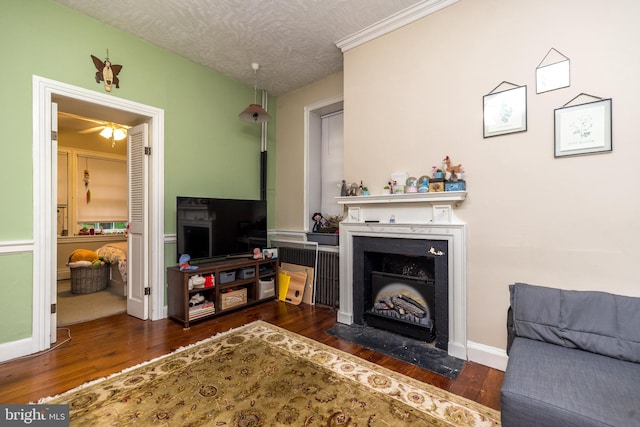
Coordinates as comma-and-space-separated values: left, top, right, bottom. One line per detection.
353, 237, 449, 350
367, 271, 436, 342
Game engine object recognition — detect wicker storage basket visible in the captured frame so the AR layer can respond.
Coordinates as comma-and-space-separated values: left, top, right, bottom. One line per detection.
70, 263, 109, 294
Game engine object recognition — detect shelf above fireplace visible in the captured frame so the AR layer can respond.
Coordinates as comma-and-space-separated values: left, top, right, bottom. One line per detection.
336, 191, 467, 206
337, 191, 467, 224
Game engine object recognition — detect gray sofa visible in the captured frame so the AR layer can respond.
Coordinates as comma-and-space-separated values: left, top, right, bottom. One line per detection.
500, 283, 640, 427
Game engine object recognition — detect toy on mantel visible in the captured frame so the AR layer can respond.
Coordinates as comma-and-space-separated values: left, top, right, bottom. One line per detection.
443, 156, 464, 180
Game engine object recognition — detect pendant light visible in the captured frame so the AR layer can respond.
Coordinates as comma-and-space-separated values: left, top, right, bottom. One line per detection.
239, 63, 271, 123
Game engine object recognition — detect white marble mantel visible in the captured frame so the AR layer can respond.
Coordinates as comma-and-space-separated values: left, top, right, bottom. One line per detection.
338, 191, 468, 360
336, 191, 467, 224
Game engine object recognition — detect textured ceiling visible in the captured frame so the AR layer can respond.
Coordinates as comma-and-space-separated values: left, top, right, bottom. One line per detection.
52, 0, 424, 96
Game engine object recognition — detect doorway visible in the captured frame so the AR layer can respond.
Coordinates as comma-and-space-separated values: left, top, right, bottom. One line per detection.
33, 76, 165, 353
55, 109, 130, 325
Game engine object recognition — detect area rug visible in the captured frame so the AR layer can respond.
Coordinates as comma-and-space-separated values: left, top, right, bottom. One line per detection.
39, 321, 500, 426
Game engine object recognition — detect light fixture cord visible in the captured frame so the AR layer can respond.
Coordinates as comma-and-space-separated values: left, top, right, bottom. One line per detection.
253, 69, 258, 104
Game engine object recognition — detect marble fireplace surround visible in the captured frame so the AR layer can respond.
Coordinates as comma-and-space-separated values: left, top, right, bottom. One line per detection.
337, 192, 468, 360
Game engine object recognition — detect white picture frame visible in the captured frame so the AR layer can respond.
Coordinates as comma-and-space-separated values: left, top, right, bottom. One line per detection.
554, 98, 612, 157
536, 59, 570, 94
483, 85, 527, 138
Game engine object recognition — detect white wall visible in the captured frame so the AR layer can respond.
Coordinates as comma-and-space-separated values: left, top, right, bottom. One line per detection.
343, 0, 640, 350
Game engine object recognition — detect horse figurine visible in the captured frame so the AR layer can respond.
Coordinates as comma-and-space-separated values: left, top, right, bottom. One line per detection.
443, 156, 462, 174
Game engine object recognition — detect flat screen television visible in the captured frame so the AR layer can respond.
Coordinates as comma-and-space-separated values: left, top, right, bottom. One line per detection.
176, 197, 267, 263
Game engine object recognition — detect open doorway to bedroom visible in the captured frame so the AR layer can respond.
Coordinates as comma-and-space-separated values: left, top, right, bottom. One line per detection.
54, 105, 132, 325
33, 76, 165, 354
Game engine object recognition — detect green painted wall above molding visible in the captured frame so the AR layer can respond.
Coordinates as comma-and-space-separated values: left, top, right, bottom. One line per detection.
0, 0, 276, 346
0, 0, 276, 241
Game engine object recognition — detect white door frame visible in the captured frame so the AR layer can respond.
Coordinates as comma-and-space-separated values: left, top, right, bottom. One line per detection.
32, 75, 165, 353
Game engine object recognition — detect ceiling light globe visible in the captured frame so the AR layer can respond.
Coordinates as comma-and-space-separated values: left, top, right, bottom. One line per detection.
113, 128, 127, 140
100, 127, 113, 138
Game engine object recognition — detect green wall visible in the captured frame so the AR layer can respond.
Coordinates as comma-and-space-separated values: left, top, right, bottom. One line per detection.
0, 0, 277, 344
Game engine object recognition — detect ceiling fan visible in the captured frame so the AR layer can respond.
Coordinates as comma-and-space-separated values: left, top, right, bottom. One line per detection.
58, 111, 130, 146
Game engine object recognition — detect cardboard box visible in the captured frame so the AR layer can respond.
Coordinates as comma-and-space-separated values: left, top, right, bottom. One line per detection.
220, 288, 247, 309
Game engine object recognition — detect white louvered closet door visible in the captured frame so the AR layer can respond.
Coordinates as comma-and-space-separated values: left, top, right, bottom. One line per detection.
127, 123, 149, 319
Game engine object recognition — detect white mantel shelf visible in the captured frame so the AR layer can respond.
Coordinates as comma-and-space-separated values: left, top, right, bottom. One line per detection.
337, 191, 467, 224
336, 191, 467, 206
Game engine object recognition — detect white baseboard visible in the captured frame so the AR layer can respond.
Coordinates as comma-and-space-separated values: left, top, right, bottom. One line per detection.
57, 268, 70, 281
467, 340, 508, 371
0, 337, 34, 363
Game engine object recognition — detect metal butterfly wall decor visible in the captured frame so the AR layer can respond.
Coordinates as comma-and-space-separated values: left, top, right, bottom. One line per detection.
91, 50, 122, 92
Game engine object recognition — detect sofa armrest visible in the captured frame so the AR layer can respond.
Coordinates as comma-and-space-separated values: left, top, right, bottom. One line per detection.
506, 306, 515, 355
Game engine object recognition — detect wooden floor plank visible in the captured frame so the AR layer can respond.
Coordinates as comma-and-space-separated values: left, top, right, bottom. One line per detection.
0, 302, 504, 410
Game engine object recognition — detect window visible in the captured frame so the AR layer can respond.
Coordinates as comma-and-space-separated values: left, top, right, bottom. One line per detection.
80, 222, 127, 235
305, 97, 344, 232
57, 148, 127, 236
320, 111, 344, 216
76, 155, 127, 223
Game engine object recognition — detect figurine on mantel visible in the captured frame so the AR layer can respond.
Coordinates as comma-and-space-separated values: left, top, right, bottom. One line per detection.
443, 155, 463, 181
442, 155, 466, 191
348, 182, 359, 196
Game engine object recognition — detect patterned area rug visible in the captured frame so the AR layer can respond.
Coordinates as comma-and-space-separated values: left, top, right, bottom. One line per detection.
40, 321, 500, 426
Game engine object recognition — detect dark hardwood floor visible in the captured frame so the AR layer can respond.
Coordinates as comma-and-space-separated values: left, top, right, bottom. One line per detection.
0, 302, 504, 410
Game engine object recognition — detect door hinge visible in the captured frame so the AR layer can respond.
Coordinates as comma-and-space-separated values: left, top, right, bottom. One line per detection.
144, 287, 151, 295
51, 130, 58, 141
144, 146, 151, 155
51, 303, 57, 314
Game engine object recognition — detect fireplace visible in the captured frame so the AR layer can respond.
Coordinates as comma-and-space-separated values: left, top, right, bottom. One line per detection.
337, 192, 468, 359
369, 272, 435, 340
352, 236, 448, 350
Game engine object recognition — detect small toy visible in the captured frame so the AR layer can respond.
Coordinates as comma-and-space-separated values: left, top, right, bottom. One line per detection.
204, 274, 214, 288
179, 253, 198, 271
68, 249, 101, 266
191, 275, 206, 288
189, 293, 205, 307
443, 156, 463, 174
312, 212, 330, 232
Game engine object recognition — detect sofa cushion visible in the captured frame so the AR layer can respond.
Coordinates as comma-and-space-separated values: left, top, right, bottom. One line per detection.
501, 337, 640, 427
510, 283, 640, 362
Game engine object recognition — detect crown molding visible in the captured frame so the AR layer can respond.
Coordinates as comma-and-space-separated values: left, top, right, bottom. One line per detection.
336, 0, 459, 52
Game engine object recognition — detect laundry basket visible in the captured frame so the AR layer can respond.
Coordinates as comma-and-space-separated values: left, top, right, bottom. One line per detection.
70, 263, 109, 294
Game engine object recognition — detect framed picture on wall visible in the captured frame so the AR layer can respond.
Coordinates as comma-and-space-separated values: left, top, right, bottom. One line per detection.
536, 48, 571, 94
554, 98, 612, 157
483, 85, 527, 138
